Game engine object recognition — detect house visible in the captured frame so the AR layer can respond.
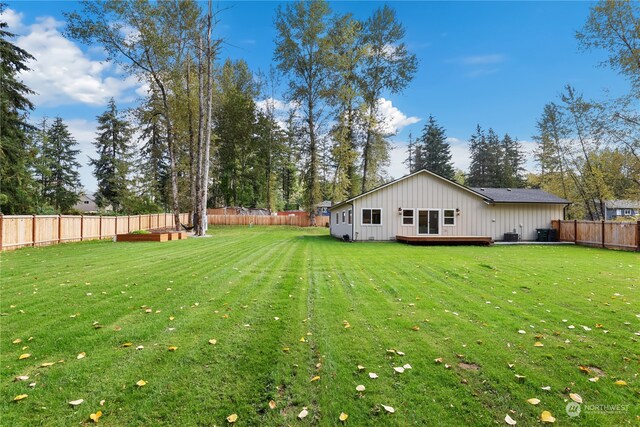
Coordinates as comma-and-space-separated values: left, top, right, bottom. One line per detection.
73, 193, 112, 214
316, 200, 332, 216
329, 169, 570, 242
603, 200, 640, 220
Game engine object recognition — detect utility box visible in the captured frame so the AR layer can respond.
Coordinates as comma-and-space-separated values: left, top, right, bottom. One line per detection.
503, 232, 519, 242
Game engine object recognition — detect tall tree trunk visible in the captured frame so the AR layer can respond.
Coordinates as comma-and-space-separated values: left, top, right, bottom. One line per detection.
187, 57, 197, 227
199, 3, 214, 236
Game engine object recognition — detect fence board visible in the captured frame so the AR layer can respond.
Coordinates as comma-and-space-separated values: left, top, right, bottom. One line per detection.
555, 219, 638, 251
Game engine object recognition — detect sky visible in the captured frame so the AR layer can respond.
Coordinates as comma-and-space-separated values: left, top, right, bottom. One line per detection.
1, 1, 631, 192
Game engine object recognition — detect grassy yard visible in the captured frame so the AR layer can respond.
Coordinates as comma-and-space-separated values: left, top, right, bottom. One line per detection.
1, 227, 638, 426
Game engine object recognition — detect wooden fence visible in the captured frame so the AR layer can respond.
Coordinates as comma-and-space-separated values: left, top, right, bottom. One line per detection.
0, 213, 329, 251
207, 214, 330, 227
0, 213, 190, 252
552, 219, 640, 251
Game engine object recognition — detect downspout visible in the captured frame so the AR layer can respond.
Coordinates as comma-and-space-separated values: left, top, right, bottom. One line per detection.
351, 203, 355, 242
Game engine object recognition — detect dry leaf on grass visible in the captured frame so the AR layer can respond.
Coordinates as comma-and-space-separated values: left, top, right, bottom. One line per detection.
310, 376, 320, 382
357, 365, 365, 371
77, 352, 86, 359
209, 339, 217, 345
89, 411, 102, 423
121, 343, 133, 348
614, 380, 627, 386
298, 407, 309, 419
13, 394, 28, 401
403, 364, 412, 370
14, 375, 29, 381
534, 342, 544, 347
12, 338, 22, 344
356, 385, 365, 392
505, 414, 517, 425
526, 398, 540, 405
540, 411, 555, 423
168, 346, 178, 351
411, 326, 420, 331
569, 393, 582, 403
268, 400, 276, 410
381, 404, 395, 414
136, 380, 147, 387
393, 366, 405, 373
434, 357, 443, 364
368, 372, 378, 379
69, 399, 84, 406
40, 362, 55, 367
18, 353, 30, 360
339, 412, 348, 422
226, 413, 238, 423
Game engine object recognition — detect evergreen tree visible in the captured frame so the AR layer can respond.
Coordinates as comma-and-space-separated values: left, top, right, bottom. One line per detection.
485, 128, 504, 187
0, 6, 36, 213
414, 115, 454, 179
90, 98, 133, 212
467, 125, 488, 187
501, 133, 526, 188
403, 132, 415, 173
42, 117, 81, 212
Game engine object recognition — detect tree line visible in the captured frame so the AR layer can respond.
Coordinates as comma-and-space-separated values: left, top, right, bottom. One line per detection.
1, 1, 638, 225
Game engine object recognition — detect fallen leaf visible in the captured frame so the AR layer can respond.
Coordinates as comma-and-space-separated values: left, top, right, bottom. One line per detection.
282, 347, 290, 352
444, 364, 451, 369
40, 362, 55, 367
226, 413, 238, 423
357, 364, 365, 371
13, 394, 28, 401
403, 364, 412, 370
505, 414, 517, 425
527, 398, 540, 405
615, 380, 627, 386
540, 410, 555, 423
299, 337, 306, 342
209, 339, 217, 345
569, 393, 582, 403
534, 342, 544, 347
121, 342, 133, 348
588, 377, 599, 382
12, 338, 22, 344
298, 407, 309, 419
14, 375, 29, 382
90, 410, 102, 423
310, 375, 320, 382
168, 346, 178, 351
77, 352, 86, 359
136, 380, 147, 387
99, 400, 105, 406
69, 399, 84, 406
369, 372, 378, 379
339, 412, 349, 422
393, 366, 405, 373
411, 325, 420, 331
136, 345, 144, 350
381, 404, 395, 414
517, 330, 526, 334
434, 357, 443, 364
396, 351, 405, 356
541, 386, 551, 391
18, 353, 31, 360
145, 308, 152, 313
169, 316, 175, 321
356, 385, 365, 392
515, 374, 526, 380
268, 400, 276, 410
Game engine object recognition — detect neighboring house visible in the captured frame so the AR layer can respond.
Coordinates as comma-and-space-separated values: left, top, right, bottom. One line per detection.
73, 193, 112, 214
316, 200, 332, 217
603, 200, 640, 220
329, 169, 570, 242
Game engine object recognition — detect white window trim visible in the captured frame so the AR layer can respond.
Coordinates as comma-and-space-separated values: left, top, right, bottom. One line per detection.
361, 208, 382, 226
416, 209, 441, 235
443, 208, 456, 226
401, 208, 414, 226
342, 210, 346, 223
623, 209, 632, 215
348, 209, 352, 225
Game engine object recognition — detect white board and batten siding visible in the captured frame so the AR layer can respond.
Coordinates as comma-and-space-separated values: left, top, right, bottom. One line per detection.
330, 171, 565, 241
331, 208, 353, 240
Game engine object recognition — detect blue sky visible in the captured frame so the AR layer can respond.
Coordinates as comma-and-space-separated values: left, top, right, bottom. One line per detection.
2, 1, 630, 192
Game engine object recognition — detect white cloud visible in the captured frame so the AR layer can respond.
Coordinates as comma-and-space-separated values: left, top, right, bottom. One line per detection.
376, 98, 420, 135
13, 15, 141, 106
1, 7, 24, 32
458, 54, 505, 65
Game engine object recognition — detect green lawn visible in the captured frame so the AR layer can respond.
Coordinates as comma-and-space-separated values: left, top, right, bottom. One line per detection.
1, 227, 638, 426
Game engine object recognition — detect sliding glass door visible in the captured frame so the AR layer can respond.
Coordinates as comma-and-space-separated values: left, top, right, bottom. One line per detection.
417, 209, 440, 235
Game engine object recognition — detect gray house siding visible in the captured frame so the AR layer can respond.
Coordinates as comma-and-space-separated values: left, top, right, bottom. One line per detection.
330, 172, 565, 241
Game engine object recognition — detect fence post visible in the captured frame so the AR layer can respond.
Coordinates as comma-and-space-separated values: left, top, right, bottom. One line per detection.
32, 214, 37, 246
114, 215, 118, 236
80, 215, 84, 241
636, 220, 640, 252
58, 214, 62, 244
0, 214, 3, 251
127, 215, 131, 233
99, 215, 103, 240
601, 220, 605, 248
574, 220, 577, 243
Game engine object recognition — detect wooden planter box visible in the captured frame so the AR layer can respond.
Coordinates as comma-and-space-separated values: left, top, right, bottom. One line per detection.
116, 231, 188, 242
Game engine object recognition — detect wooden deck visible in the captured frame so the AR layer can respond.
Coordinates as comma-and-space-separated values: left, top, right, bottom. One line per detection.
396, 235, 493, 246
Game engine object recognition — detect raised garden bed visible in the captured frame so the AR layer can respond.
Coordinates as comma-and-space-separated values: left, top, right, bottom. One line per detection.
116, 231, 187, 242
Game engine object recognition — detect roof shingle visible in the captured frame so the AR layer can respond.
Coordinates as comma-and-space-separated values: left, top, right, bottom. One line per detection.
471, 188, 569, 204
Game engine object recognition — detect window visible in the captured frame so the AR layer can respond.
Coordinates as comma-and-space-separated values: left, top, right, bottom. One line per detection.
84, 201, 90, 205
624, 209, 632, 215
362, 208, 381, 225
348, 210, 352, 225
335, 213, 339, 224
443, 209, 456, 226
342, 211, 346, 223
402, 209, 414, 225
